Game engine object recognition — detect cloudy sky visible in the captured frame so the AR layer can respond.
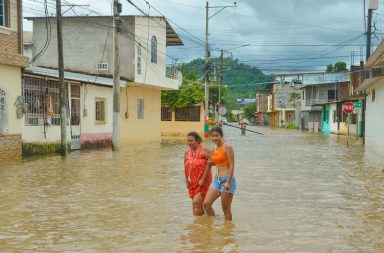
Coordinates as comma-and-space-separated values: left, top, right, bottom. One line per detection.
23, 0, 384, 73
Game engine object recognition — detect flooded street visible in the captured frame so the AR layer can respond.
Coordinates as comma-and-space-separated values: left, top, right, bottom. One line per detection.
1, 126, 384, 252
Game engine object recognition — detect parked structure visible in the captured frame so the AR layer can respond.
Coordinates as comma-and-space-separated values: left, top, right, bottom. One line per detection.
24, 15, 182, 153
0, 0, 29, 160
358, 40, 384, 154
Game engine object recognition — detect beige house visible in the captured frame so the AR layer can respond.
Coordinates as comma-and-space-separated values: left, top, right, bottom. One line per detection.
25, 15, 182, 150
0, 0, 29, 160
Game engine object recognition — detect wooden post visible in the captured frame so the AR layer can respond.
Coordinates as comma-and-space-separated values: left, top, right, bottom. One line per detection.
56, 0, 67, 156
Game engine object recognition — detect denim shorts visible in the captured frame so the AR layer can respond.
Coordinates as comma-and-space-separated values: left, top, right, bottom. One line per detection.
211, 176, 236, 194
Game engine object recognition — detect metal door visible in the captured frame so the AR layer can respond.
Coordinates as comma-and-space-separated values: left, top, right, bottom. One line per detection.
70, 85, 81, 150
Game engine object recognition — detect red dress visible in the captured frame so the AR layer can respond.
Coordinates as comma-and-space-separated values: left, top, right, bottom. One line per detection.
184, 145, 212, 199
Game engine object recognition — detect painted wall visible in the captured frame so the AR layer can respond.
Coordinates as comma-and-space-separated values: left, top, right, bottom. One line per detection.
365, 83, 384, 153
120, 85, 161, 144
79, 84, 113, 145
32, 17, 135, 81
329, 103, 357, 136
0, 64, 22, 135
321, 104, 331, 134
161, 104, 205, 138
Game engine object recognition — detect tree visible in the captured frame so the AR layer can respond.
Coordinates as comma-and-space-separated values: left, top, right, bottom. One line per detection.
243, 103, 257, 120
334, 62, 347, 72
326, 64, 334, 73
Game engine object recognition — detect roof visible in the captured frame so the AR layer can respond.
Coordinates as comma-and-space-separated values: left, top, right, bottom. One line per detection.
365, 40, 384, 68
25, 15, 183, 46
24, 66, 126, 87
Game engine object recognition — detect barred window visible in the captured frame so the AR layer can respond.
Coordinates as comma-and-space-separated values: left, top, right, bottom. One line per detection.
95, 98, 106, 124
175, 106, 200, 122
137, 99, 144, 119
161, 106, 172, 121
0, 88, 6, 134
23, 77, 61, 126
137, 44, 142, 75
151, 36, 157, 64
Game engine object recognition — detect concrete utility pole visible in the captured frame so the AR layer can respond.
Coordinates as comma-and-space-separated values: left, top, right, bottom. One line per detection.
204, 0, 209, 137
112, 0, 122, 151
366, 0, 378, 60
56, 0, 67, 156
219, 49, 223, 105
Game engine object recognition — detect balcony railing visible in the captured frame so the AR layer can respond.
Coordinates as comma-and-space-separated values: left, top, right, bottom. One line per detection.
305, 98, 336, 106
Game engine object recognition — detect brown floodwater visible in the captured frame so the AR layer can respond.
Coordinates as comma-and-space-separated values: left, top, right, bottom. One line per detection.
0, 126, 383, 252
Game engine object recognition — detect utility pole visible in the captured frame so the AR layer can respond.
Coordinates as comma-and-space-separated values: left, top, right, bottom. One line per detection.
366, 0, 378, 60
204, 0, 209, 137
219, 49, 223, 105
112, 0, 122, 151
56, 0, 67, 156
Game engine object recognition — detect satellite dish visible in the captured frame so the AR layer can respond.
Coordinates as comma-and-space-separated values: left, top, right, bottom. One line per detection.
176, 71, 183, 87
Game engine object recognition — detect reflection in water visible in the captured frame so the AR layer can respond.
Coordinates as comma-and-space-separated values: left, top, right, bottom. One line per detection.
0, 127, 383, 252
180, 216, 238, 253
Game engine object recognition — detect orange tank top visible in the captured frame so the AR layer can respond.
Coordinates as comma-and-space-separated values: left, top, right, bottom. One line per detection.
211, 145, 229, 167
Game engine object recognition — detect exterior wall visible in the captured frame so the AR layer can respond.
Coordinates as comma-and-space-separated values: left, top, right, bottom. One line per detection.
79, 84, 113, 147
0, 65, 22, 135
0, 0, 28, 68
134, 16, 177, 88
161, 104, 204, 140
120, 85, 161, 144
32, 17, 135, 80
365, 83, 384, 153
322, 104, 331, 134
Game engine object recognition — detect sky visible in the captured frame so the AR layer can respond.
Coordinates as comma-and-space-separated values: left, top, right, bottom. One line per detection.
23, 0, 384, 74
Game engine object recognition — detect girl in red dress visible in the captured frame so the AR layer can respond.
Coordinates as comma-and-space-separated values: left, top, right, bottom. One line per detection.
184, 132, 213, 216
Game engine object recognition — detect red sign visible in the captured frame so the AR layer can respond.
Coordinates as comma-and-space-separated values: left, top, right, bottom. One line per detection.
343, 102, 354, 114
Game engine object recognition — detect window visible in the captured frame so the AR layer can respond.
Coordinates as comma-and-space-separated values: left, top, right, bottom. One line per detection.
151, 36, 157, 64
372, 89, 376, 102
175, 106, 200, 122
328, 90, 338, 100
137, 99, 144, 119
323, 109, 329, 123
161, 106, 172, 121
0, 0, 7, 27
23, 77, 61, 126
95, 98, 106, 124
0, 88, 6, 134
137, 44, 142, 75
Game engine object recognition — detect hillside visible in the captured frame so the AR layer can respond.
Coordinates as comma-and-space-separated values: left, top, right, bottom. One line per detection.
179, 58, 273, 98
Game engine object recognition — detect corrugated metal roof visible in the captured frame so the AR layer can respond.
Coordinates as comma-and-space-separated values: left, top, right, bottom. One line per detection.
24, 67, 126, 87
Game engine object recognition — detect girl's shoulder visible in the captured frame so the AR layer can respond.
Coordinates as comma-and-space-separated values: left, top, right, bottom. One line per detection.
223, 143, 233, 150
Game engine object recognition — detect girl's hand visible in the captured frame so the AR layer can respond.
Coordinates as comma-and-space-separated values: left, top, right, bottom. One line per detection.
223, 181, 231, 191
198, 179, 205, 187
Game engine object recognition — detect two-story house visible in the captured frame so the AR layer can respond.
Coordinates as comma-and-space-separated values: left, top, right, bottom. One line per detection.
23, 15, 182, 153
0, 0, 29, 160
299, 72, 350, 133
357, 40, 384, 154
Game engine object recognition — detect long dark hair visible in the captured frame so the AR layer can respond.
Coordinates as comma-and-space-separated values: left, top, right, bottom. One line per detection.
187, 131, 203, 143
210, 126, 224, 136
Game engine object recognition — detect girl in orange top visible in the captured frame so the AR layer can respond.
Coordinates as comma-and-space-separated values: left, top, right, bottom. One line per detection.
200, 126, 237, 221
184, 132, 213, 216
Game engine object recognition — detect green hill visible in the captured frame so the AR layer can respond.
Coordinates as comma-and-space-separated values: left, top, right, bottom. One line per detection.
179, 57, 273, 98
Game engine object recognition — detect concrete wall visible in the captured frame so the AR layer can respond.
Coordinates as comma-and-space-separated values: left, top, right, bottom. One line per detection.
161, 104, 204, 140
0, 65, 22, 135
365, 83, 384, 153
32, 17, 135, 80
120, 84, 161, 144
